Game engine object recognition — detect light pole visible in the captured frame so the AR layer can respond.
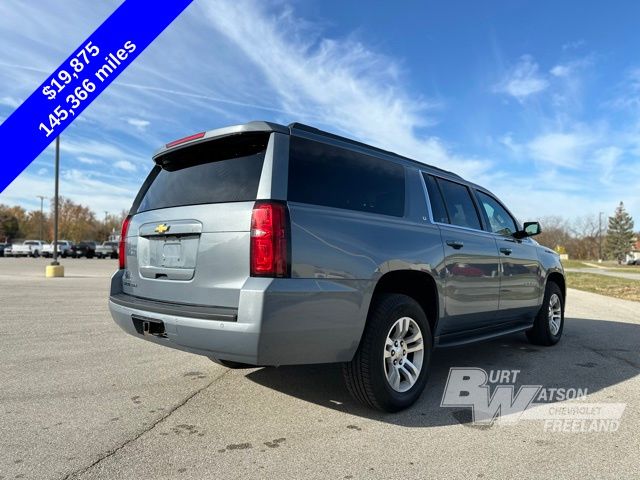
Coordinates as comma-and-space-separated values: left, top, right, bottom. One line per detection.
46, 136, 64, 277
36, 195, 46, 241
598, 211, 604, 261
52, 136, 60, 266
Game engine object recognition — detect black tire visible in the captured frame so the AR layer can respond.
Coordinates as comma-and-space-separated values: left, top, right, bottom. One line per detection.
343, 293, 432, 412
526, 281, 564, 346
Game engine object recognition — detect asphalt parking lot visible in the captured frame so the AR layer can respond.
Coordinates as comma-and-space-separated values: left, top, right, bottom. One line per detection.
1, 258, 639, 479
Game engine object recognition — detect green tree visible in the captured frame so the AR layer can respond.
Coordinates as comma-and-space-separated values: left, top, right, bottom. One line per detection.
0, 204, 25, 241
606, 201, 635, 263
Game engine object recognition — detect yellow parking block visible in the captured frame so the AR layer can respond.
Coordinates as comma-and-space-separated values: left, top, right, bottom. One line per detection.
45, 265, 65, 278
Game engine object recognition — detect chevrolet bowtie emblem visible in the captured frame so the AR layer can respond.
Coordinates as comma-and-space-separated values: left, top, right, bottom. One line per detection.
154, 223, 170, 234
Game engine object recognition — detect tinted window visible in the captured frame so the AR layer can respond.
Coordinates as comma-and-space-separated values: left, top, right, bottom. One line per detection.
436, 178, 482, 230
288, 137, 405, 217
135, 133, 268, 213
476, 191, 517, 236
423, 173, 449, 223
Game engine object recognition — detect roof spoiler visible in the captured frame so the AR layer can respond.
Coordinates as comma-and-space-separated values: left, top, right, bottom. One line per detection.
152, 121, 288, 160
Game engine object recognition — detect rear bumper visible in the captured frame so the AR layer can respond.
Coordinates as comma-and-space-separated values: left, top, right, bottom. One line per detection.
108, 270, 370, 366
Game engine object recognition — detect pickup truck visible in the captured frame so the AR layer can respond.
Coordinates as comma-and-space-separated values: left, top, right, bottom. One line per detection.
72, 241, 97, 258
12, 240, 46, 257
42, 240, 74, 258
95, 241, 119, 259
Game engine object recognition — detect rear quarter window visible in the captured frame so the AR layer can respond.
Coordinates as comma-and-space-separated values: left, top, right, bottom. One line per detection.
288, 136, 405, 217
134, 133, 269, 213
435, 178, 482, 230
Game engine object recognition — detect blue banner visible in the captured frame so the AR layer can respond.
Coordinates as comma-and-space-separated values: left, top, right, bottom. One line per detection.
0, 0, 194, 193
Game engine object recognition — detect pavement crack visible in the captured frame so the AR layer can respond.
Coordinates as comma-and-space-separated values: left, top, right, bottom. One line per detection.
582, 345, 640, 370
60, 370, 230, 480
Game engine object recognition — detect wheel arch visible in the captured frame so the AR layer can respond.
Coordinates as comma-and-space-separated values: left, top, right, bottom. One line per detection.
546, 270, 566, 300
366, 270, 440, 342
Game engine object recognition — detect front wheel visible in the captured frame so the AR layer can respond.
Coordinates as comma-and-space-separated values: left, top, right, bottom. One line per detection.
526, 282, 564, 346
343, 293, 432, 412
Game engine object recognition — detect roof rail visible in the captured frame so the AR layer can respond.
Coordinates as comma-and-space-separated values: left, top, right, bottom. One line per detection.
288, 122, 462, 179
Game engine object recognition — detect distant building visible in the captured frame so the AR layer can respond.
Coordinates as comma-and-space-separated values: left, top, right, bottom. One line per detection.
626, 235, 640, 263
107, 228, 120, 243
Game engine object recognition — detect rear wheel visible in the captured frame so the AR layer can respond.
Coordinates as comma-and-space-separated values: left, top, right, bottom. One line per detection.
343, 293, 432, 412
526, 282, 564, 346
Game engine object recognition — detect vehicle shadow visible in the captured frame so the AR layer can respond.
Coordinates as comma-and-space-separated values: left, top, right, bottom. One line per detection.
245, 317, 639, 427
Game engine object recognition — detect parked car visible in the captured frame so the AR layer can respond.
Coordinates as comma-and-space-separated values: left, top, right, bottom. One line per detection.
42, 240, 74, 258
0, 243, 10, 257
72, 241, 96, 258
109, 121, 566, 412
96, 241, 119, 259
11, 240, 46, 257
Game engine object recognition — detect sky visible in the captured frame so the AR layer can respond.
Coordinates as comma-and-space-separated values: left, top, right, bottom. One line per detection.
0, 0, 639, 226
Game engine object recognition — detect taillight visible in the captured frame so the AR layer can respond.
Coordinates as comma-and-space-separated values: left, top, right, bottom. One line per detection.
250, 201, 290, 277
118, 215, 132, 270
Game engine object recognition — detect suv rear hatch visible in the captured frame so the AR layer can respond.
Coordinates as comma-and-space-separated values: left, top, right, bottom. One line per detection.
122, 132, 271, 309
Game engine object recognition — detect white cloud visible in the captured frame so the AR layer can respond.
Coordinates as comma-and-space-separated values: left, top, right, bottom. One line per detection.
527, 132, 593, 168
607, 67, 640, 111
550, 65, 570, 78
37, 167, 47, 176
593, 146, 622, 184
494, 55, 549, 100
198, 0, 490, 178
126, 118, 151, 130
114, 160, 137, 172
0, 167, 137, 215
0, 95, 20, 108
550, 57, 593, 79
77, 156, 102, 165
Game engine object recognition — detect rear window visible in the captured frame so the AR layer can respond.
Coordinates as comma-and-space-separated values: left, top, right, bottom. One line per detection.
135, 133, 269, 213
288, 136, 405, 217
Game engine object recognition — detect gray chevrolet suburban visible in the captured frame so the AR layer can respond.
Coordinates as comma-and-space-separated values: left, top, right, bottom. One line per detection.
109, 121, 565, 412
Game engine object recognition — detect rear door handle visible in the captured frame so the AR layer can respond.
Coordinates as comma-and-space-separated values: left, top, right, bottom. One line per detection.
500, 247, 513, 256
446, 240, 464, 250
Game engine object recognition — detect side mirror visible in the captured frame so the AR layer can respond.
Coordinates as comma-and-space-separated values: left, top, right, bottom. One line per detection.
514, 221, 542, 239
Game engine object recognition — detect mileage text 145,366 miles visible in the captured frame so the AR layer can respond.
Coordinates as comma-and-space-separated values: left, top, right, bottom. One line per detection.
38, 40, 136, 138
